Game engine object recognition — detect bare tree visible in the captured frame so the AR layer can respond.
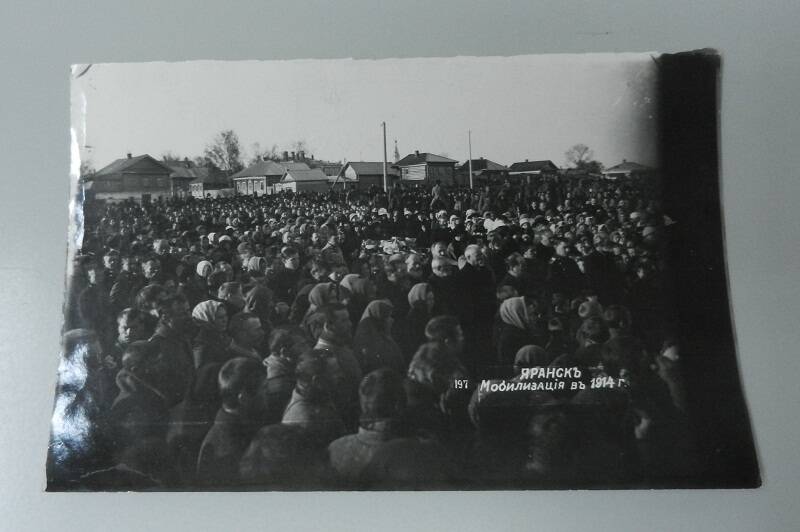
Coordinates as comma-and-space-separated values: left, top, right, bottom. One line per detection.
565, 144, 603, 173
565, 144, 593, 167
248, 142, 279, 165
291, 139, 310, 155
204, 130, 244, 174
160, 151, 185, 163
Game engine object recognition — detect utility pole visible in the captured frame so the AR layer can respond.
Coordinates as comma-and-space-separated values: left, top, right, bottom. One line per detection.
468, 129, 474, 189
382, 121, 388, 192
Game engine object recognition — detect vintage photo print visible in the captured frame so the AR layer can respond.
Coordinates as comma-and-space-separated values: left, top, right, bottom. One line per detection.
47, 52, 759, 490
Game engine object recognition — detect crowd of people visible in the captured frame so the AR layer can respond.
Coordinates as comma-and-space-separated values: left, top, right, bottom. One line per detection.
48, 175, 692, 490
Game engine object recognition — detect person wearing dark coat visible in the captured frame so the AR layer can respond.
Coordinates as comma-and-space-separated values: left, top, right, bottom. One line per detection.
427, 256, 461, 317
466, 346, 556, 483
358, 434, 457, 489
405, 316, 472, 445
260, 330, 302, 425
244, 284, 274, 353
353, 299, 405, 375
328, 368, 455, 488
430, 211, 453, 244
397, 283, 434, 361
313, 304, 363, 429
339, 273, 376, 330
182, 260, 214, 308
164, 299, 233, 483
77, 261, 113, 343
100, 308, 149, 406
548, 239, 585, 298
153, 239, 181, 280
494, 296, 538, 370
523, 246, 550, 295
300, 282, 351, 340
196, 357, 267, 486
223, 312, 266, 365
190, 300, 231, 369
375, 257, 411, 318
295, 257, 330, 295
148, 296, 196, 407
327, 369, 408, 485
109, 256, 144, 315
266, 246, 302, 304
100, 249, 120, 291
281, 350, 347, 445
579, 242, 624, 306
239, 423, 332, 489
289, 282, 315, 324
573, 316, 610, 368
109, 341, 171, 457
498, 252, 528, 297
456, 245, 497, 376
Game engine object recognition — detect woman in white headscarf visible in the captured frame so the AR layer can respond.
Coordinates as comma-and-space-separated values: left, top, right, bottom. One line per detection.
494, 296, 540, 370
191, 300, 230, 369
183, 260, 214, 307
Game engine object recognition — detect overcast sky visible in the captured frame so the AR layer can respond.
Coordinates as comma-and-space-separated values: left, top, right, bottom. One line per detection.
71, 53, 659, 171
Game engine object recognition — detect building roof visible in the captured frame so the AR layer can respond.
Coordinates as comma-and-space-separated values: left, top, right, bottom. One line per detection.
313, 163, 344, 177
341, 161, 400, 179
231, 160, 287, 179
283, 168, 328, 182
603, 160, 652, 173
457, 158, 508, 172
395, 152, 458, 166
93, 154, 174, 178
281, 161, 311, 172
166, 162, 207, 181
507, 160, 559, 173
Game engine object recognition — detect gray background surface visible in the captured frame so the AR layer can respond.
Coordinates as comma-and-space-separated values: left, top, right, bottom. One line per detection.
1, 1, 798, 530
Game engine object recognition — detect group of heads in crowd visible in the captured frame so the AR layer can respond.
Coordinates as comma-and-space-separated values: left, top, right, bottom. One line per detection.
49, 175, 689, 490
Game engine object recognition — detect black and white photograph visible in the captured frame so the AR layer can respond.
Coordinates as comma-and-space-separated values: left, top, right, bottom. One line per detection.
46, 52, 759, 491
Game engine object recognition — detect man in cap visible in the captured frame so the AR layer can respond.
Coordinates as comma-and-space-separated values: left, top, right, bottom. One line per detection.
282, 349, 347, 443
153, 239, 179, 280
327, 369, 408, 485
548, 238, 585, 299
427, 255, 460, 317
431, 210, 453, 243
456, 245, 497, 376
149, 295, 195, 407
267, 245, 302, 304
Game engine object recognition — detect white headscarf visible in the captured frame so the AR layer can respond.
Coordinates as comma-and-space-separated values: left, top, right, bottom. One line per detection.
499, 296, 528, 330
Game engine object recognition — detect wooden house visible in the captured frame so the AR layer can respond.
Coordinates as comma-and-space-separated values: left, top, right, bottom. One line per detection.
602, 160, 655, 180
231, 159, 288, 196
455, 157, 508, 186
394, 151, 457, 186
88, 153, 183, 202
333, 161, 399, 190
507, 159, 560, 178
276, 168, 329, 193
